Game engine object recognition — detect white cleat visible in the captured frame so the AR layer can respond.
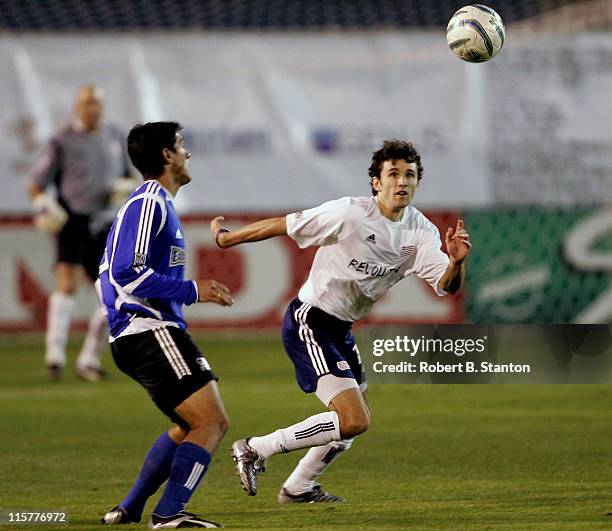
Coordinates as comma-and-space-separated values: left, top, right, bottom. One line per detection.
230, 438, 260, 496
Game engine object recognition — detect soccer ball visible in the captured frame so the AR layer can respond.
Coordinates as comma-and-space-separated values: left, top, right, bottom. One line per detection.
446, 5, 505, 63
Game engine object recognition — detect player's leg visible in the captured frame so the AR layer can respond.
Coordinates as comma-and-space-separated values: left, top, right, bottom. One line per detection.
76, 222, 109, 381
236, 386, 368, 497
102, 425, 186, 525
75, 306, 108, 381
45, 261, 77, 378
279, 439, 353, 503
280, 339, 370, 501
232, 299, 365, 497
103, 327, 224, 528
151, 380, 228, 528
45, 214, 87, 378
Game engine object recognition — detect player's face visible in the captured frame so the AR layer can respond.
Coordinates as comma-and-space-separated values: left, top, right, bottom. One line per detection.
75, 86, 104, 131
373, 159, 419, 210
170, 133, 192, 185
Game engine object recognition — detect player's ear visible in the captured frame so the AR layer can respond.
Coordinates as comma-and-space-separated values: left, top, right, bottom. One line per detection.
161, 147, 174, 164
372, 176, 383, 193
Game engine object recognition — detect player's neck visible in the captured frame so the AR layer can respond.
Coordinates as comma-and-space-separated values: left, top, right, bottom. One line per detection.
156, 174, 179, 197
73, 118, 101, 133
375, 197, 405, 222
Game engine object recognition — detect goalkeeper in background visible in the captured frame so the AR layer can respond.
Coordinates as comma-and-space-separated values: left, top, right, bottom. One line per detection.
28, 84, 136, 382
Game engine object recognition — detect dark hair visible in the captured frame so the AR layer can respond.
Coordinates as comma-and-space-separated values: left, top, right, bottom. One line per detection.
368, 139, 423, 196
127, 121, 182, 179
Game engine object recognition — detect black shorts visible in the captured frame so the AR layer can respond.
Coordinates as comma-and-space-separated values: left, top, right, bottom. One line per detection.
111, 327, 217, 430
56, 212, 108, 282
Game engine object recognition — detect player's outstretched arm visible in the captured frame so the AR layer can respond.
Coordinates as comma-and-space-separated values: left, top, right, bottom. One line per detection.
438, 219, 472, 295
211, 216, 287, 248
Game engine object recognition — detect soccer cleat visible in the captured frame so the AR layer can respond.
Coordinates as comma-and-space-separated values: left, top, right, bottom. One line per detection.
149, 511, 222, 528
76, 365, 108, 383
101, 505, 139, 525
278, 485, 344, 504
254, 455, 267, 474
47, 364, 63, 381
230, 438, 259, 496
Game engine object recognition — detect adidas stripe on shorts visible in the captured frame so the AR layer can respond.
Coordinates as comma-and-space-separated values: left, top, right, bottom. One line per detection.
111, 327, 217, 430
281, 298, 366, 394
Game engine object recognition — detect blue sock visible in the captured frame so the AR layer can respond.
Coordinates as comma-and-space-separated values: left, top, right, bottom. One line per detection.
119, 431, 178, 520
153, 442, 212, 517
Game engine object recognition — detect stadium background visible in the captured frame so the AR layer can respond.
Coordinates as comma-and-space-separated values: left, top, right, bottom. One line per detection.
0, 2, 611, 530
0, 0, 610, 331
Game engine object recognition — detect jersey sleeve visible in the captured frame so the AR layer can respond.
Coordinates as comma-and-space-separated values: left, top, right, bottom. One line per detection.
109, 195, 198, 305
286, 197, 354, 248
30, 138, 62, 190
408, 225, 450, 296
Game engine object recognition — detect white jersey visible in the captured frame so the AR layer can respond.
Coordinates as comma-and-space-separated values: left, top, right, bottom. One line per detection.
286, 196, 450, 322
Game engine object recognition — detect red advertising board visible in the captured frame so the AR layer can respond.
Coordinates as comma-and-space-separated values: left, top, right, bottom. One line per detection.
0, 212, 464, 332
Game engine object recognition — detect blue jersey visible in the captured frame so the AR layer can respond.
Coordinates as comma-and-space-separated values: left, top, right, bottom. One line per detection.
97, 180, 198, 341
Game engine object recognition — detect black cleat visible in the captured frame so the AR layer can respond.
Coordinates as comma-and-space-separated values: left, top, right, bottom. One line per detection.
278, 485, 344, 504
230, 438, 259, 496
149, 511, 222, 528
101, 505, 139, 524
46, 364, 63, 381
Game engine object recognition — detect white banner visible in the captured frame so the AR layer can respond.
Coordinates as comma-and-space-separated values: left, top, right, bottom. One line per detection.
1, 30, 610, 214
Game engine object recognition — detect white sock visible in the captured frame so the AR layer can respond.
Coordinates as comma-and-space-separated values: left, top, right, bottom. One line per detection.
283, 438, 353, 494
249, 411, 340, 459
76, 307, 107, 370
45, 292, 75, 366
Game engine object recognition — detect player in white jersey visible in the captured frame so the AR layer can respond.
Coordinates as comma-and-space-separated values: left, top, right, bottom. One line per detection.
211, 139, 471, 503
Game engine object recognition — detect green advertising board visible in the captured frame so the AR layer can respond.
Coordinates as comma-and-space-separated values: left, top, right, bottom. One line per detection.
465, 209, 611, 324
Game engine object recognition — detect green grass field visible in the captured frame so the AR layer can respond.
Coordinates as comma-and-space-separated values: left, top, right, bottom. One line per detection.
0, 334, 610, 530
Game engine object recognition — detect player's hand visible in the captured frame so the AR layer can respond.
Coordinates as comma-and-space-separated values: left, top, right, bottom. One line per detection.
211, 216, 229, 248
32, 192, 68, 235
197, 279, 234, 306
445, 219, 471, 264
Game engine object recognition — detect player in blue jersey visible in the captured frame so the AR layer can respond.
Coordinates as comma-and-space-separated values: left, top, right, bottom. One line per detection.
98, 122, 233, 529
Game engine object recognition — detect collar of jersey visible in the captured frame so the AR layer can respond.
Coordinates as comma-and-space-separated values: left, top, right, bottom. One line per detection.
373, 196, 406, 225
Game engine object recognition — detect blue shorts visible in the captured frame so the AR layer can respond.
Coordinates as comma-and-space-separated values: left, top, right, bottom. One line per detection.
281, 298, 366, 394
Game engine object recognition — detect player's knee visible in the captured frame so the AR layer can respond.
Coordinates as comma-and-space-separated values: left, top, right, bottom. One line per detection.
190, 408, 228, 434
353, 414, 370, 436
217, 412, 230, 436
57, 284, 77, 296
169, 425, 188, 443
206, 408, 229, 438
339, 411, 370, 438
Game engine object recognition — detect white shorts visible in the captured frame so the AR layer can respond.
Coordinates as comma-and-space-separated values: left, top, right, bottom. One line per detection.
315, 374, 368, 406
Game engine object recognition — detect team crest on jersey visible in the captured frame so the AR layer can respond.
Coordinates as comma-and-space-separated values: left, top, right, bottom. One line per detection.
133, 252, 146, 266
337, 360, 351, 371
169, 246, 186, 266
195, 357, 211, 372
401, 245, 416, 256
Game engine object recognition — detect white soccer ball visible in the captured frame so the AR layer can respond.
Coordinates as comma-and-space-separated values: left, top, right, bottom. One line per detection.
446, 4, 505, 63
